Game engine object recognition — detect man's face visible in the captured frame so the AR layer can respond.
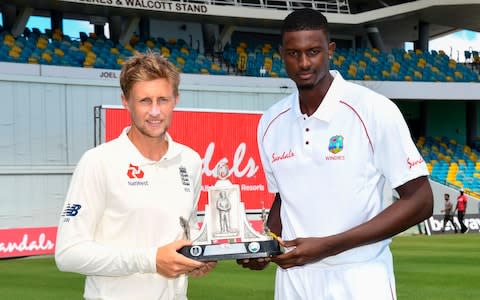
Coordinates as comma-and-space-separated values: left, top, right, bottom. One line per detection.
122, 78, 178, 139
444, 195, 449, 201
280, 29, 335, 90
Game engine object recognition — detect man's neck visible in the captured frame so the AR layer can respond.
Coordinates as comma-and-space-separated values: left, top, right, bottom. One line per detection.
127, 128, 169, 161
298, 73, 334, 116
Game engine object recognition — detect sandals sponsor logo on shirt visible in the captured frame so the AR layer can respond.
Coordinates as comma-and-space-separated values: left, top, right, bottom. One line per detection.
407, 157, 424, 169
127, 163, 149, 186
326, 135, 345, 160
271, 150, 295, 163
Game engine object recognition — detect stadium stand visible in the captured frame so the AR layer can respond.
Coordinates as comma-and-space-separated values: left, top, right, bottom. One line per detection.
1, 25, 479, 82
0, 26, 230, 74
334, 47, 480, 82
418, 136, 480, 198
1, 0, 480, 83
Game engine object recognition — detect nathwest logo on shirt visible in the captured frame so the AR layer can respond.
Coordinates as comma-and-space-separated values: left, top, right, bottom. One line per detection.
127, 163, 149, 186
127, 163, 144, 178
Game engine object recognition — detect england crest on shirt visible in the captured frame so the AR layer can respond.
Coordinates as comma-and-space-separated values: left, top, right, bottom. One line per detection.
179, 166, 191, 192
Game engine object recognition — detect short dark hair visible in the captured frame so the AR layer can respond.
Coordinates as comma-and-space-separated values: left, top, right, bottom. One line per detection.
280, 8, 330, 43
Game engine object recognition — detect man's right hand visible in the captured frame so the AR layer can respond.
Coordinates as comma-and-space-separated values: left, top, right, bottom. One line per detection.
236, 257, 271, 270
156, 240, 204, 278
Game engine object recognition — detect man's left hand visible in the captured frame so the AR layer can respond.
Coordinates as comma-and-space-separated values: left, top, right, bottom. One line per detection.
271, 237, 332, 269
187, 261, 217, 277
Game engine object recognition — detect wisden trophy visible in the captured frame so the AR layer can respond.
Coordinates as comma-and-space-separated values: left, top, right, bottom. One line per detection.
179, 163, 281, 261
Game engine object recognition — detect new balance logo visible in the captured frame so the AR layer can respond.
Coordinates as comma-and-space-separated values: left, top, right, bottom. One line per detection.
127, 164, 144, 179
62, 204, 82, 217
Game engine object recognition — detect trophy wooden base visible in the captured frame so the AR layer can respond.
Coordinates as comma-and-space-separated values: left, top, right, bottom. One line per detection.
178, 239, 281, 261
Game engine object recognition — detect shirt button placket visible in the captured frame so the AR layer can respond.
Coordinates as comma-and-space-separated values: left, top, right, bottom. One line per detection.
304, 118, 312, 155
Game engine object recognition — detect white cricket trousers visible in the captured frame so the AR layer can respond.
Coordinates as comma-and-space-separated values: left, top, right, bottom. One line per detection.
274, 254, 396, 300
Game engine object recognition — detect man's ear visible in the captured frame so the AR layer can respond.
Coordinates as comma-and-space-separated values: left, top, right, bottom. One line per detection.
328, 42, 336, 59
121, 94, 130, 111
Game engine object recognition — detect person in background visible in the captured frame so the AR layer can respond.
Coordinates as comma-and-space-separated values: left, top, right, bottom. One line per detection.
55, 52, 216, 300
238, 8, 433, 300
455, 188, 469, 233
441, 193, 458, 233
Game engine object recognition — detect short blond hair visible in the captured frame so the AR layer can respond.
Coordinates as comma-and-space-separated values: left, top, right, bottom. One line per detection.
120, 51, 180, 98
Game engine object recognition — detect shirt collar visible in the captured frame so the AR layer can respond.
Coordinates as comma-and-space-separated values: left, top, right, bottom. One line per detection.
291, 90, 303, 119
290, 70, 345, 123
120, 126, 181, 165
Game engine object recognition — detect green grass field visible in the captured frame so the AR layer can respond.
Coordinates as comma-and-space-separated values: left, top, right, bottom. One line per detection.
1, 234, 478, 299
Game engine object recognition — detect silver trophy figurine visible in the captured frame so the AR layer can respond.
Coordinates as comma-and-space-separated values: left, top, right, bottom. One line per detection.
178, 162, 281, 261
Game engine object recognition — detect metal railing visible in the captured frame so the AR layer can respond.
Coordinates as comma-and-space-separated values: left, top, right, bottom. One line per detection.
200, 0, 351, 13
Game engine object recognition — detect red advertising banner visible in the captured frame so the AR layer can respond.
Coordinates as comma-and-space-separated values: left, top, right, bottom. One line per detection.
0, 227, 57, 258
105, 108, 274, 211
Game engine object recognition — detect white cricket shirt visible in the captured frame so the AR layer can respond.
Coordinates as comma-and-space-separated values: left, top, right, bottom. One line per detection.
55, 127, 202, 300
258, 71, 429, 267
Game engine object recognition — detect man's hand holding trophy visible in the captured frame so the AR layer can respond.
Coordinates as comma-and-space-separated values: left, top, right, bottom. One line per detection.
178, 162, 281, 261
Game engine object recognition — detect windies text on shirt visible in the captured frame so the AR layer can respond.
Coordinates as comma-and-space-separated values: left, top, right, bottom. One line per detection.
325, 155, 345, 160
